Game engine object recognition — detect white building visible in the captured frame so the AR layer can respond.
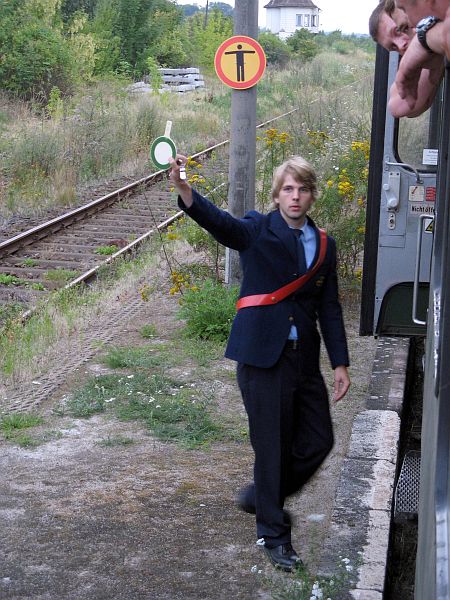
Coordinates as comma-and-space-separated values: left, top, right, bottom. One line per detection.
264, 0, 320, 40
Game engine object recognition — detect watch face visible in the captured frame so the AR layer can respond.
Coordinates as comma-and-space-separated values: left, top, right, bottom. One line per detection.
417, 16, 438, 31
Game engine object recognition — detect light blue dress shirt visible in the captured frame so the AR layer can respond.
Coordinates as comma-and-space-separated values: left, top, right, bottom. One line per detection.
288, 221, 317, 340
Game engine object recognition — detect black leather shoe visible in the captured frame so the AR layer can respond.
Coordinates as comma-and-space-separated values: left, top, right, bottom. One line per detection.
263, 542, 303, 572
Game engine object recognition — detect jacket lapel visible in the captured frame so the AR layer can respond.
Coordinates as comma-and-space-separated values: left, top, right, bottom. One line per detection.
268, 210, 298, 264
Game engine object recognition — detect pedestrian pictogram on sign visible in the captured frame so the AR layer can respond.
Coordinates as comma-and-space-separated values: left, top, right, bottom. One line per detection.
215, 35, 266, 90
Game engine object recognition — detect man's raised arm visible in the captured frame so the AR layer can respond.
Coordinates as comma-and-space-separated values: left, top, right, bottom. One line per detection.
389, 16, 450, 118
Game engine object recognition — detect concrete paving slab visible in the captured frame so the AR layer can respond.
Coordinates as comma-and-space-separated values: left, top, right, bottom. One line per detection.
347, 410, 400, 462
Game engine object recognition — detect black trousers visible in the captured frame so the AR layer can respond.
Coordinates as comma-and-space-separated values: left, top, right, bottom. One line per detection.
237, 345, 333, 547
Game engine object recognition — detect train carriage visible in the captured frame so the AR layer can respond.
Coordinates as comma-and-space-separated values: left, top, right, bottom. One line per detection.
361, 45, 450, 600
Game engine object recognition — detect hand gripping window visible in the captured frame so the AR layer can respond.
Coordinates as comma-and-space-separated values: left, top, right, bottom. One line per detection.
236, 229, 328, 310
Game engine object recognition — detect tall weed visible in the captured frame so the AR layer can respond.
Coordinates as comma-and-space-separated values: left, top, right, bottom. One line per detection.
178, 279, 238, 343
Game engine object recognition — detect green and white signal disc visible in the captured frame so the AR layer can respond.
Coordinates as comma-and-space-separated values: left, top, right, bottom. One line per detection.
150, 136, 177, 170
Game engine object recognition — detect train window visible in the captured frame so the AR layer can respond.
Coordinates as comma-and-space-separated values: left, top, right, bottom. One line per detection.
396, 107, 433, 170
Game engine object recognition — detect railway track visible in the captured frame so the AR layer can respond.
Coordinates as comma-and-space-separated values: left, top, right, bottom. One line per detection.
0, 143, 230, 314
0, 114, 283, 314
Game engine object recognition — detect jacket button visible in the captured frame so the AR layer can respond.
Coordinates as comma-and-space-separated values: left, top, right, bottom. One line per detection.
289, 316, 294, 321
271, 296, 276, 301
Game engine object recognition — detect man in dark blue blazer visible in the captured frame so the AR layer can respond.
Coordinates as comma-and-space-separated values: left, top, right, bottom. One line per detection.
169, 154, 350, 572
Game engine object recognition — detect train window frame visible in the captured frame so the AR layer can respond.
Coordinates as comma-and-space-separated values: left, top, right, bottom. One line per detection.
393, 81, 442, 174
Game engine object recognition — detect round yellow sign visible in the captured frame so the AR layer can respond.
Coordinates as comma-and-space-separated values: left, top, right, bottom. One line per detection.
215, 35, 266, 90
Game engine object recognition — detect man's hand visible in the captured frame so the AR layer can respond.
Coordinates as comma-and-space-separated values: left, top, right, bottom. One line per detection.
389, 43, 444, 118
333, 365, 350, 402
168, 154, 193, 208
395, 35, 432, 102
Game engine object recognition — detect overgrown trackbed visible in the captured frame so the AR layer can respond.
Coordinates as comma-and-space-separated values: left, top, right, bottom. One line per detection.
0, 257, 376, 600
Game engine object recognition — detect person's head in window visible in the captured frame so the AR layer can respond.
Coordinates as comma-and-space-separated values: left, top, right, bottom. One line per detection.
369, 1, 412, 54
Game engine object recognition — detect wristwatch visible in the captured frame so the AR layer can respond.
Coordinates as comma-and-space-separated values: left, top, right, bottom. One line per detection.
416, 16, 441, 53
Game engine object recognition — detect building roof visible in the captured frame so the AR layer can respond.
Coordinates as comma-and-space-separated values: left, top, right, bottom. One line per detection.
264, 0, 319, 9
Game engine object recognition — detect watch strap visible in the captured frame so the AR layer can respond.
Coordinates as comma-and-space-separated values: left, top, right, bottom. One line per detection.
417, 16, 441, 53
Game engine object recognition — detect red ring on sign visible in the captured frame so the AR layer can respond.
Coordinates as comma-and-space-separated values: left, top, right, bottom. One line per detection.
214, 35, 266, 90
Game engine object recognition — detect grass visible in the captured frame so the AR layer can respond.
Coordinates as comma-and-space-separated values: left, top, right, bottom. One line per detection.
0, 412, 44, 444
95, 245, 118, 255
56, 370, 232, 449
0, 47, 373, 422
0, 273, 46, 291
0, 302, 25, 326
21, 258, 38, 267
0, 273, 25, 285
44, 269, 79, 282
97, 435, 135, 447
266, 555, 356, 600
0, 412, 65, 447
101, 345, 169, 369
0, 412, 43, 433
140, 323, 158, 338
0, 49, 374, 219
182, 336, 225, 367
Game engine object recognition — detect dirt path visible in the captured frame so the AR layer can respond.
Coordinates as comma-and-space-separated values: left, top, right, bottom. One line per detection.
0, 261, 376, 599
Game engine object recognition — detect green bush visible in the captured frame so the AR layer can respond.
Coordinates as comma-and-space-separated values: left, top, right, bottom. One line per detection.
259, 32, 291, 67
312, 140, 369, 279
145, 56, 163, 91
178, 279, 238, 342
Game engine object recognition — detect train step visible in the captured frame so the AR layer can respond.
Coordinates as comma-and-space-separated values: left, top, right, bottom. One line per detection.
394, 449, 421, 521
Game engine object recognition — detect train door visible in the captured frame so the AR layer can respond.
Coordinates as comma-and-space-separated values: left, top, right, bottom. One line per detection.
361, 48, 438, 337
362, 45, 450, 600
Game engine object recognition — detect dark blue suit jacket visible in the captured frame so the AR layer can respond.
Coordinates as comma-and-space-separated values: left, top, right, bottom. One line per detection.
179, 189, 349, 371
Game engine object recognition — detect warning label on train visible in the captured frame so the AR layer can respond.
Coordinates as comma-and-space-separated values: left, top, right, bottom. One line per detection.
426, 186, 436, 201
423, 218, 434, 233
409, 203, 435, 215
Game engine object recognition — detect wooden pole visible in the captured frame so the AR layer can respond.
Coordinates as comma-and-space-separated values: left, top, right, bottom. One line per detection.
225, 0, 259, 286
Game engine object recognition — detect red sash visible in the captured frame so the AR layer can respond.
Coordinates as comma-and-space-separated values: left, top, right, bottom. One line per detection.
236, 228, 328, 311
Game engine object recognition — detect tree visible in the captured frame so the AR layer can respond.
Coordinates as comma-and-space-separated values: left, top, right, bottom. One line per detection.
93, 0, 183, 76
286, 28, 320, 62
113, 0, 154, 68
61, 0, 97, 20
210, 2, 233, 17
180, 4, 202, 18
182, 8, 233, 70
66, 11, 96, 81
0, 0, 75, 99
87, 0, 121, 74
141, 2, 185, 71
